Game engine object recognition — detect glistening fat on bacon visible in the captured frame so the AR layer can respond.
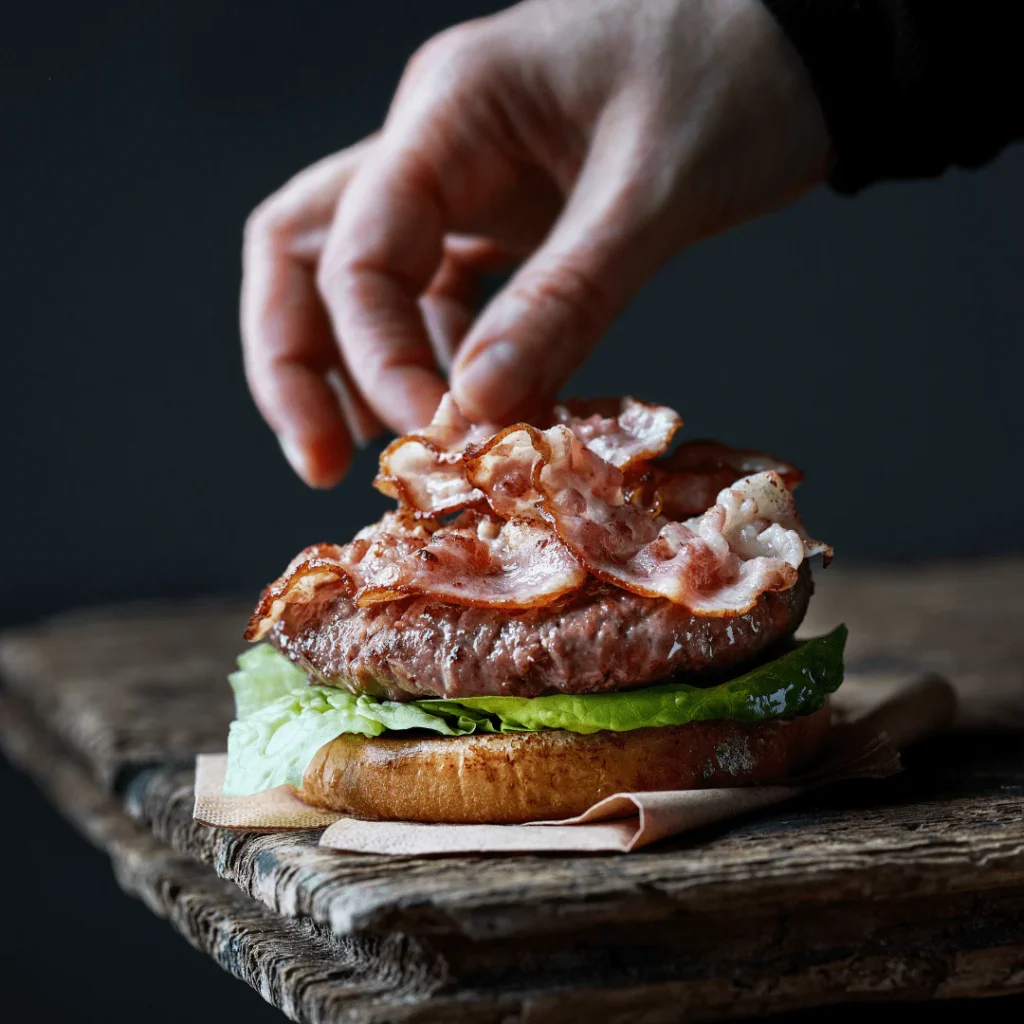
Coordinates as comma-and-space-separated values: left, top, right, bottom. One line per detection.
356, 511, 587, 609
247, 506, 588, 639
628, 439, 804, 520
246, 512, 437, 641
466, 422, 830, 614
373, 394, 496, 517
552, 396, 683, 469
374, 394, 683, 517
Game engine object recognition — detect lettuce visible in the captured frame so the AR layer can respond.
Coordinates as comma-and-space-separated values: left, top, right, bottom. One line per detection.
223, 626, 846, 796
224, 647, 483, 795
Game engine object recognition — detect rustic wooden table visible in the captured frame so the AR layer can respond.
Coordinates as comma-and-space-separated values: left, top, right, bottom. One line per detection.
2, 560, 1024, 1022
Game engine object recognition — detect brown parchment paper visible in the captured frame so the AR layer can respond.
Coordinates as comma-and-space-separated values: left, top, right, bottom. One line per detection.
193, 674, 956, 855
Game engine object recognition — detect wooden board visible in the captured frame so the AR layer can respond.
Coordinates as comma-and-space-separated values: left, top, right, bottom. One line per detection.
3, 561, 1024, 1021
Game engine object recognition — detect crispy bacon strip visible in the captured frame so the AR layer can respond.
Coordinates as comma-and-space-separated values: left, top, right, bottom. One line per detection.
710, 470, 831, 564
245, 544, 353, 641
245, 514, 436, 640
628, 440, 804, 519
467, 425, 829, 615
249, 507, 586, 624
373, 394, 497, 517
554, 397, 682, 469
375, 393, 680, 517
357, 511, 586, 609
466, 422, 627, 517
639, 472, 832, 613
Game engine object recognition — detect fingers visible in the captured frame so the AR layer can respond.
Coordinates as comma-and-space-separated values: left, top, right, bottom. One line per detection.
421, 237, 516, 371
418, 168, 564, 371
450, 126, 669, 423
241, 141, 382, 487
317, 145, 450, 433
242, 237, 353, 488
316, 24, 544, 433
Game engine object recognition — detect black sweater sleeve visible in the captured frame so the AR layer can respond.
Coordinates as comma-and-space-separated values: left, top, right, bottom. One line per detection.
759, 1, 1024, 193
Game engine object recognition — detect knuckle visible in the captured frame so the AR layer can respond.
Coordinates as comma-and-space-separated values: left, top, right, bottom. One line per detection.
314, 255, 340, 301
243, 196, 293, 252
405, 22, 488, 89
314, 255, 368, 313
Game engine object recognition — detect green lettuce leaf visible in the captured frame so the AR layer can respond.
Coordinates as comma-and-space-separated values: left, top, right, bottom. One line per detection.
224, 664, 482, 795
228, 643, 309, 718
223, 626, 846, 795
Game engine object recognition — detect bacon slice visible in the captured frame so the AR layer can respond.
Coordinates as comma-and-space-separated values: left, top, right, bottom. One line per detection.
245, 514, 436, 640
554, 396, 682, 469
337, 513, 439, 590
567, 470, 830, 614
649, 472, 832, 613
357, 511, 586, 609
245, 544, 352, 642
467, 425, 828, 615
373, 394, 497, 517
375, 393, 680, 517
466, 422, 629, 516
709, 470, 832, 564
249, 506, 585, 626
628, 440, 804, 519
659, 439, 803, 486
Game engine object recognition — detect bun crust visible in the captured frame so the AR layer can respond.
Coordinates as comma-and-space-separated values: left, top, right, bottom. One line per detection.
299, 702, 831, 824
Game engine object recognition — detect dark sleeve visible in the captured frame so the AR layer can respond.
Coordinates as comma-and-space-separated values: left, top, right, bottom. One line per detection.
759, 1, 1024, 193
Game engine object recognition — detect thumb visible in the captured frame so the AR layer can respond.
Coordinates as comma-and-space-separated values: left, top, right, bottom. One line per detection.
450, 142, 669, 423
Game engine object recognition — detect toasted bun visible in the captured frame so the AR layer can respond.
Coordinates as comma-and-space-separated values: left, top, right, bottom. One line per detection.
299, 701, 831, 824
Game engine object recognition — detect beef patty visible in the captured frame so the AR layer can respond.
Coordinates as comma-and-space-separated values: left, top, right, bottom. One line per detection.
270, 565, 813, 701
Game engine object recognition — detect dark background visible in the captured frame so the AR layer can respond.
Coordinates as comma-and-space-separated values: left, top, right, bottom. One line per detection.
3, 1, 1023, 1020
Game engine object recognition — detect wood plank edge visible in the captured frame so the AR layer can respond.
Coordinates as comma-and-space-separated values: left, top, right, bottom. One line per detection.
5, 691, 1024, 1020
0, 693, 499, 1023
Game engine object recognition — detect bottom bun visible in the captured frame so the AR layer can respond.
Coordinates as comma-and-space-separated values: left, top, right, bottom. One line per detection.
299, 700, 831, 824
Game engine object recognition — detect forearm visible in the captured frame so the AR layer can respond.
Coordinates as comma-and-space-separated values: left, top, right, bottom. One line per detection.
760, 0, 1024, 192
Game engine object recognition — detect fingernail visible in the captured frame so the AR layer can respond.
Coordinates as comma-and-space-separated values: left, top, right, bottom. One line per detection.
453, 341, 530, 421
277, 434, 311, 483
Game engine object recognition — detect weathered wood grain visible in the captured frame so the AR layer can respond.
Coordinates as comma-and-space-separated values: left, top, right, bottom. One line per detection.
0, 694, 458, 1024
0, 597, 245, 787
120, 735, 1024, 940
803, 559, 1024, 730
5, 690, 1024, 1021
3, 561, 1024, 1020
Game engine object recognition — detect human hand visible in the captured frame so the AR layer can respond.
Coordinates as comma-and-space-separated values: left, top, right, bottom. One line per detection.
242, 0, 830, 487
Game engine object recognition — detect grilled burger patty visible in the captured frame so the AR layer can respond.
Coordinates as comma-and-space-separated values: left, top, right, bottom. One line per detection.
270, 565, 813, 701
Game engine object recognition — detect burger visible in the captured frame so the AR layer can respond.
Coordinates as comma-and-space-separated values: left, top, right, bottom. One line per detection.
224, 396, 844, 823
